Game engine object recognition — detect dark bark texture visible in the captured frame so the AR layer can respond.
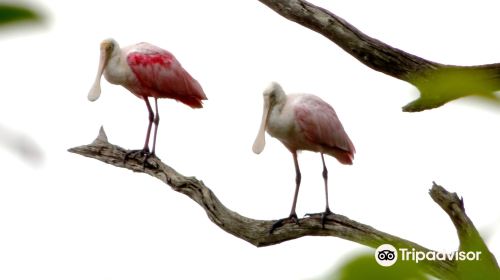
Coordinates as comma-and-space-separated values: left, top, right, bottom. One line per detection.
258, 0, 500, 111
69, 128, 499, 280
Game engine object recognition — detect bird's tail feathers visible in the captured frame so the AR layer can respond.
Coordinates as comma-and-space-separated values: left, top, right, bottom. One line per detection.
326, 147, 354, 165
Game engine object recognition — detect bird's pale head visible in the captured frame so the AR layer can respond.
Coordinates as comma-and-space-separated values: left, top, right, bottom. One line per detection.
263, 81, 281, 94
100, 38, 118, 57
88, 38, 119, 102
262, 81, 286, 108
253, 82, 286, 154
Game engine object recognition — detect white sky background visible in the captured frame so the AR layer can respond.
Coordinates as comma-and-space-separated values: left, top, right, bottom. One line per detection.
1, 0, 500, 279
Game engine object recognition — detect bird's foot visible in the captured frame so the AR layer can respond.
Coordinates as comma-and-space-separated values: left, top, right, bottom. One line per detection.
304, 208, 334, 228
124, 149, 158, 169
269, 213, 299, 234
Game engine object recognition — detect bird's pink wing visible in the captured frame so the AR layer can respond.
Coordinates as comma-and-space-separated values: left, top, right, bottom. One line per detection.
295, 95, 355, 162
127, 43, 207, 108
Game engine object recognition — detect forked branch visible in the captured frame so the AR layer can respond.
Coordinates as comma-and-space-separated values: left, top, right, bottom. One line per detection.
69, 128, 499, 279
258, 0, 500, 111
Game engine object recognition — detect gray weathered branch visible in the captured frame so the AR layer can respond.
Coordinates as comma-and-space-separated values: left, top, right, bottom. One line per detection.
68, 128, 500, 279
430, 183, 500, 277
258, 0, 500, 111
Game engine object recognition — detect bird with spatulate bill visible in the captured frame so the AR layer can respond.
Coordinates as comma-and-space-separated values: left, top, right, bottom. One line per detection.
253, 82, 355, 233
88, 38, 207, 164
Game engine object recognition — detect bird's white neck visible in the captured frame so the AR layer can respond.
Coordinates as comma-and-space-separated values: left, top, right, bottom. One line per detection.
104, 50, 131, 85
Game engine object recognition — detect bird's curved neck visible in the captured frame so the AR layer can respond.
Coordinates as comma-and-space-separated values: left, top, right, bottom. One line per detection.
104, 51, 129, 85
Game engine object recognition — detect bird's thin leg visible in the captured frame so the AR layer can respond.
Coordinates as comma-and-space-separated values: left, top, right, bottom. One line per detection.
290, 151, 302, 218
321, 153, 331, 213
123, 97, 157, 169
320, 153, 334, 227
304, 153, 334, 228
270, 151, 301, 233
151, 98, 160, 155
142, 97, 154, 154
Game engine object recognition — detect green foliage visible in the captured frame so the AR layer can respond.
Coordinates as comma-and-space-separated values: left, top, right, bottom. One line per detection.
322, 252, 428, 280
405, 67, 500, 111
321, 247, 500, 280
0, 4, 41, 26
457, 257, 500, 280
456, 233, 500, 280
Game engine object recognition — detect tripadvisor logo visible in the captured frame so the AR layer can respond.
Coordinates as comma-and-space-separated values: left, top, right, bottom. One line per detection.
375, 244, 398, 267
375, 244, 482, 267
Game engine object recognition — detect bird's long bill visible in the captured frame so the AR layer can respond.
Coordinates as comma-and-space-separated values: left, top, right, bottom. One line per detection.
252, 97, 270, 154
87, 47, 108, 102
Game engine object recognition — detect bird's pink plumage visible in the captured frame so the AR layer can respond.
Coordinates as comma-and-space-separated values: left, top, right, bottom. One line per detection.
126, 44, 207, 108
294, 95, 355, 164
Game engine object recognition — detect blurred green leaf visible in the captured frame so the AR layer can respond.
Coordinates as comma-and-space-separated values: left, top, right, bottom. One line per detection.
456, 233, 500, 280
322, 252, 428, 280
405, 67, 500, 111
0, 4, 41, 26
320, 247, 499, 280
458, 258, 500, 280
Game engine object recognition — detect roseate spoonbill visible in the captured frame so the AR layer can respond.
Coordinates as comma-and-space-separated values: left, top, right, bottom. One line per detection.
252, 82, 355, 232
88, 38, 207, 160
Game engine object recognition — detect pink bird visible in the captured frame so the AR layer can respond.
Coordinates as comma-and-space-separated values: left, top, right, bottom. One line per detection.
88, 38, 207, 159
253, 82, 355, 231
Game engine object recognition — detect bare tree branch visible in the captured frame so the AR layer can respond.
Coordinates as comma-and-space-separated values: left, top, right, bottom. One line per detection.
258, 0, 500, 112
430, 183, 481, 249
430, 183, 500, 278
69, 128, 500, 279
